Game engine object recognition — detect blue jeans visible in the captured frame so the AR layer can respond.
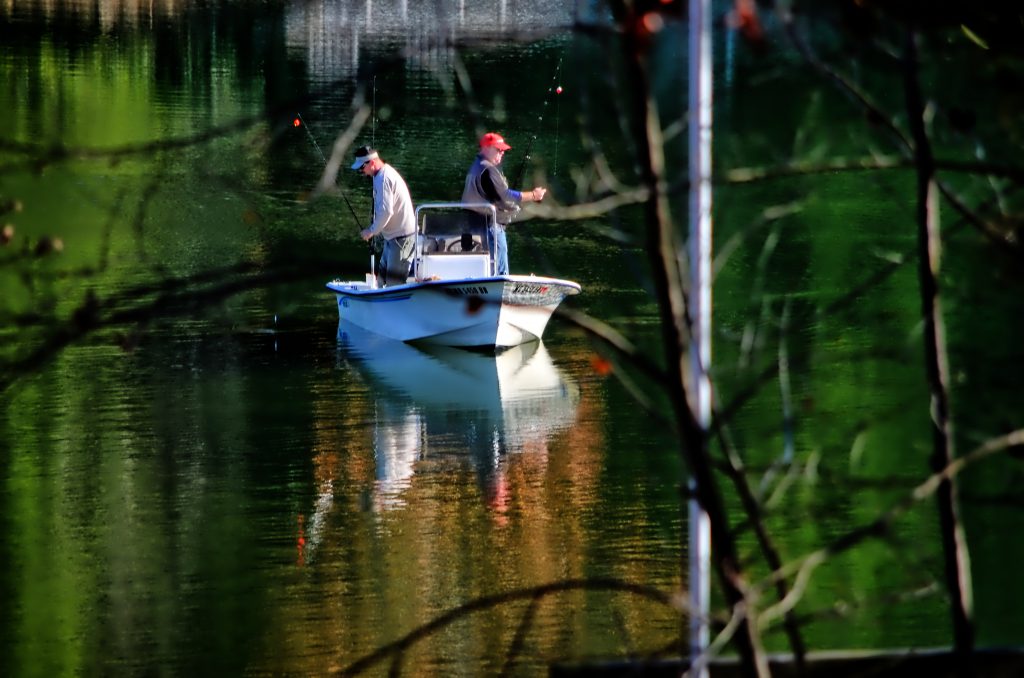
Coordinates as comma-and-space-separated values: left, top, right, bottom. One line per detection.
491, 225, 508, 276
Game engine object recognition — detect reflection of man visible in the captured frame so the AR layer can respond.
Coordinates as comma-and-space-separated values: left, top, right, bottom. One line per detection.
351, 146, 416, 287
372, 404, 421, 511
461, 132, 546, 275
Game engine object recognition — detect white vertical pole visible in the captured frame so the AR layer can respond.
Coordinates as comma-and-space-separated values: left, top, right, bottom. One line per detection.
688, 0, 713, 676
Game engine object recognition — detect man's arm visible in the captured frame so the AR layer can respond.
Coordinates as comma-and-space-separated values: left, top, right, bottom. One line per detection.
361, 174, 395, 240
519, 187, 547, 202
481, 165, 545, 206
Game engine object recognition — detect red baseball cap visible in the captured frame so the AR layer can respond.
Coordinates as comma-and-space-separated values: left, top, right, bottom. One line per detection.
479, 132, 511, 151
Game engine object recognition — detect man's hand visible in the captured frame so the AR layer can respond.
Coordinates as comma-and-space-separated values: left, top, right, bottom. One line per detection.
360, 228, 374, 241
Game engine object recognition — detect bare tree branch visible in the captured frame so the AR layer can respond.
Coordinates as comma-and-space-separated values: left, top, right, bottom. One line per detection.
902, 26, 975, 656
334, 578, 680, 677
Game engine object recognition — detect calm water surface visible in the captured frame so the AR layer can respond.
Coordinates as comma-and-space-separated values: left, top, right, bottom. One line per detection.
3, 1, 1024, 675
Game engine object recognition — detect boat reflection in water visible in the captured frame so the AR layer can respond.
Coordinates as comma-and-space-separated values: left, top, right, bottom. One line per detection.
337, 318, 580, 513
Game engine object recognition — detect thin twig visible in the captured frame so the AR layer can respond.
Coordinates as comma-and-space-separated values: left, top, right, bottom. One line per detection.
757, 429, 1024, 614
499, 596, 542, 678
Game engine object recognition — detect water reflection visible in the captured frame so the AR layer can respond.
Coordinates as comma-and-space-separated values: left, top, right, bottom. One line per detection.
337, 319, 579, 512
283, 0, 579, 83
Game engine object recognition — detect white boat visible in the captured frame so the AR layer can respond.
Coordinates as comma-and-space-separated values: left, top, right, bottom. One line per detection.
326, 202, 581, 348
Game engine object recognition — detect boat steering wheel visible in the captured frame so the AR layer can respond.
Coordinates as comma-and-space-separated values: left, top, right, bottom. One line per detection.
447, 238, 481, 253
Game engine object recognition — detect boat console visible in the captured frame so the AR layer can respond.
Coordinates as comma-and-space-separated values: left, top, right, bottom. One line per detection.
413, 203, 497, 281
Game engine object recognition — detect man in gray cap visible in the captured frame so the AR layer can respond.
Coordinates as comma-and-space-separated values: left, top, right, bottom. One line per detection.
351, 146, 416, 286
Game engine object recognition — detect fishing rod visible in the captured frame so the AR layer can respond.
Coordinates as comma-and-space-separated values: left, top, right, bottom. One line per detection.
294, 112, 363, 227
295, 112, 381, 280
511, 55, 564, 188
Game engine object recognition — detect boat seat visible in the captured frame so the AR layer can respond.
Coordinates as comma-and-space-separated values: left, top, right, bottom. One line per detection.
420, 236, 442, 254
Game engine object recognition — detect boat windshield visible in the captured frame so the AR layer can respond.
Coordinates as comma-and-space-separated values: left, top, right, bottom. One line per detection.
414, 202, 498, 279
419, 208, 491, 254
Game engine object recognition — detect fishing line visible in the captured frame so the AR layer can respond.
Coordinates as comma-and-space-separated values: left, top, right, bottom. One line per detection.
511, 52, 565, 188
295, 112, 362, 227
296, 112, 328, 166
553, 57, 563, 179
507, 50, 566, 276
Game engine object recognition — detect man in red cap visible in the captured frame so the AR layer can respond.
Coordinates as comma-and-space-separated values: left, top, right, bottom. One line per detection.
461, 132, 546, 275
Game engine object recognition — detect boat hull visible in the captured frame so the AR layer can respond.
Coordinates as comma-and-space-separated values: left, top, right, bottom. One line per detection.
326, 275, 580, 348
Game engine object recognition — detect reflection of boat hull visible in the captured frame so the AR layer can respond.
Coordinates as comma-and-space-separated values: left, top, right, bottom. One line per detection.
327, 275, 580, 348
337, 319, 578, 423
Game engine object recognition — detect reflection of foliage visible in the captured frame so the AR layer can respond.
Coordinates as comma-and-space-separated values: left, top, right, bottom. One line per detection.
4, 0, 1024, 675
0, 260, 349, 394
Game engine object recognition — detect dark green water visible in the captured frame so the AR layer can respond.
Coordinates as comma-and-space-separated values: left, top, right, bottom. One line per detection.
2, 2, 1024, 675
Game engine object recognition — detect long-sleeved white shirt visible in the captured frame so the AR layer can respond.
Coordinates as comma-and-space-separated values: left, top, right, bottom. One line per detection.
365, 163, 415, 240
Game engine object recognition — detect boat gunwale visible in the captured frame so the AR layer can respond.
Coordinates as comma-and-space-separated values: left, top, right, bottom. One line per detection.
326, 275, 582, 297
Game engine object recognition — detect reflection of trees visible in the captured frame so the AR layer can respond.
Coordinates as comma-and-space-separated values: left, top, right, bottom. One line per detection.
5, 0, 1024, 675
290, 345, 625, 675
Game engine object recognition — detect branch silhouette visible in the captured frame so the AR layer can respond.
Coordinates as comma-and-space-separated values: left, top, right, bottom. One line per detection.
335, 578, 679, 678
0, 258, 357, 398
